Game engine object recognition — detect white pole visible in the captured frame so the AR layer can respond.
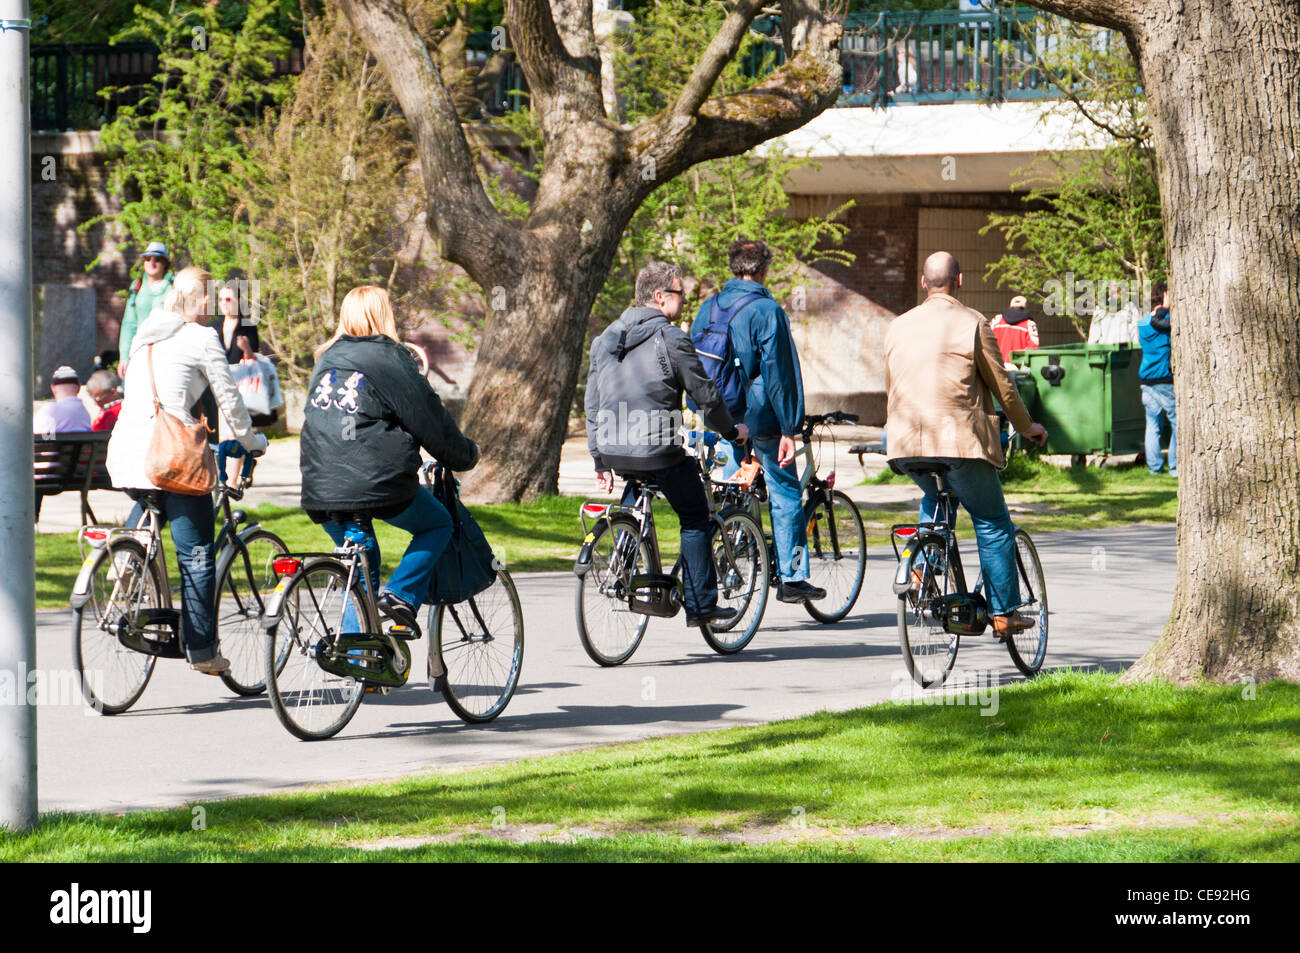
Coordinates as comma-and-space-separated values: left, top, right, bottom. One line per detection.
0, 0, 36, 831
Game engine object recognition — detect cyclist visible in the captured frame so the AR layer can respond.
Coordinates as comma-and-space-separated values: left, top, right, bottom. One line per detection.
106, 266, 268, 675
885, 252, 1048, 638
585, 261, 749, 628
691, 238, 825, 605
299, 286, 478, 638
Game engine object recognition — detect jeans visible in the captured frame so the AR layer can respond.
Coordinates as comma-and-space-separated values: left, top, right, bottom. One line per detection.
126, 492, 217, 663
320, 487, 454, 632
1141, 383, 1177, 473
752, 435, 809, 583
893, 456, 1021, 616
620, 458, 718, 616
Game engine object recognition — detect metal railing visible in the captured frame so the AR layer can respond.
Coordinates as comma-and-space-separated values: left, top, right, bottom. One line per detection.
30, 9, 1083, 131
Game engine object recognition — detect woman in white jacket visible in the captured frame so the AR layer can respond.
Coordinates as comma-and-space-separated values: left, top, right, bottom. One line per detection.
107, 267, 268, 675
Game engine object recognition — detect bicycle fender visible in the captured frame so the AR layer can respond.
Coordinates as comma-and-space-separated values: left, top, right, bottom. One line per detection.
261, 569, 300, 628
891, 530, 947, 596
574, 530, 598, 577
69, 549, 106, 609
234, 522, 264, 543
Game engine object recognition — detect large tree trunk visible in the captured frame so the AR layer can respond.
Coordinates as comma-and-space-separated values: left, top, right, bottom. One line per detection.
1031, 0, 1300, 683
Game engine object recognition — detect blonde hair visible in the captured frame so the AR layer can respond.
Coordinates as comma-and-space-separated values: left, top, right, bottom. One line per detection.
164, 266, 213, 317
316, 286, 400, 358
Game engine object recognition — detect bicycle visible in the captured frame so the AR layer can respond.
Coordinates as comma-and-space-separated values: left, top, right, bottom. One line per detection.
889, 460, 1048, 687
69, 451, 287, 713
704, 411, 867, 624
260, 461, 523, 740
573, 465, 770, 665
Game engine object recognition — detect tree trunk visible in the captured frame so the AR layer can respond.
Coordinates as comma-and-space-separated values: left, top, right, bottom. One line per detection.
1029, 0, 1300, 683
1122, 0, 1300, 684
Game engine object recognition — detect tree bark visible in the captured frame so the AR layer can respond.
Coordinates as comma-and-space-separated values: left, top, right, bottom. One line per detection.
1028, 0, 1300, 683
339, 0, 844, 502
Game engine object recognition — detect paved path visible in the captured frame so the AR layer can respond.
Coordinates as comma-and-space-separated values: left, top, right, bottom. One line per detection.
34, 524, 1174, 814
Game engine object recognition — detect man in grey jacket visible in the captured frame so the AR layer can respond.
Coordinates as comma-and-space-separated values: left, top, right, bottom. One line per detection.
586, 261, 749, 626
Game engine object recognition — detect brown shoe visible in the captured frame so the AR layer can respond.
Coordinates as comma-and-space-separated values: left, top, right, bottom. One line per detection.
991, 611, 1035, 641
190, 655, 231, 675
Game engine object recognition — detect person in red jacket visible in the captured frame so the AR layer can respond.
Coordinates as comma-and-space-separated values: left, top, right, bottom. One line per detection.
990, 295, 1040, 368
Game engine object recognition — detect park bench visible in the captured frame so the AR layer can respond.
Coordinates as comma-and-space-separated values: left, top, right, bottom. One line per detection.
33, 431, 116, 526
849, 441, 886, 471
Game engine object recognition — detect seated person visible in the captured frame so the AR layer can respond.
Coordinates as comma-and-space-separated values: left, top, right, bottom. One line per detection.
585, 261, 749, 627
33, 366, 92, 434
80, 369, 123, 432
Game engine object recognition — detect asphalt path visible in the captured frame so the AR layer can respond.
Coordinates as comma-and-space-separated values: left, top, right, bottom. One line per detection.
33, 524, 1175, 814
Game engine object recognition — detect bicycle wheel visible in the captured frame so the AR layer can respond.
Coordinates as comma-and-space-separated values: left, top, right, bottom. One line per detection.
897, 538, 960, 688
804, 489, 867, 623
702, 509, 769, 654
1005, 530, 1049, 677
72, 538, 161, 714
216, 529, 288, 696
265, 559, 367, 740
575, 516, 652, 666
430, 569, 524, 723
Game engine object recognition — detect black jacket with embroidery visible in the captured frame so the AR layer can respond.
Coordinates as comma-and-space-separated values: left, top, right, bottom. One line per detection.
300, 335, 477, 516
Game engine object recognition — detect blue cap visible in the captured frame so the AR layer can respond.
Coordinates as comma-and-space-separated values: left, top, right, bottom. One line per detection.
143, 241, 169, 259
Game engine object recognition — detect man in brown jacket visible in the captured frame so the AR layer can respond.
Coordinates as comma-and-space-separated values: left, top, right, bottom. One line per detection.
885, 252, 1048, 637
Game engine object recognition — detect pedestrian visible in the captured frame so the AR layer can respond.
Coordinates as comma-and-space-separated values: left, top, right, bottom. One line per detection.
212, 275, 259, 364
33, 365, 92, 434
691, 238, 824, 605
1087, 280, 1140, 346
884, 251, 1049, 639
1137, 281, 1176, 476
990, 294, 1040, 368
587, 261, 749, 627
117, 240, 175, 377
107, 266, 268, 675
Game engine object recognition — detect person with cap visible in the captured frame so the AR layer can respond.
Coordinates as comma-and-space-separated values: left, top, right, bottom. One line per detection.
33, 366, 93, 435
117, 240, 175, 377
990, 294, 1041, 368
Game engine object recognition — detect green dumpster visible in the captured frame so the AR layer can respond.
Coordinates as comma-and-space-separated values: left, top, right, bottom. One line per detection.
1011, 344, 1145, 457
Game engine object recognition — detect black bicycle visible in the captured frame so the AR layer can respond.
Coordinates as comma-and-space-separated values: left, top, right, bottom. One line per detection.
890, 461, 1048, 687
69, 452, 287, 713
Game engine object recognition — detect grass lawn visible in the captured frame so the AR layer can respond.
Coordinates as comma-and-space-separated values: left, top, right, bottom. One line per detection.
4, 671, 1295, 861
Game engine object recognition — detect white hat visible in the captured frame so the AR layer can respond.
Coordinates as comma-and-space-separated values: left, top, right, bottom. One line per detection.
1009, 295, 1028, 308
51, 365, 79, 384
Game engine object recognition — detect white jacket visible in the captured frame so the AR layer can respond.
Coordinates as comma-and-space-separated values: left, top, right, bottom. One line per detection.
107, 311, 268, 490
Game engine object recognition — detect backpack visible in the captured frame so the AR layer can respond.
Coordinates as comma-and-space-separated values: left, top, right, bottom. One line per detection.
686, 292, 762, 417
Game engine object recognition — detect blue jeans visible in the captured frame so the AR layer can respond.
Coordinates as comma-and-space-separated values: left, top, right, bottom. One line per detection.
127, 492, 217, 662
320, 487, 454, 632
620, 458, 718, 616
1141, 383, 1177, 473
893, 457, 1021, 616
752, 435, 809, 583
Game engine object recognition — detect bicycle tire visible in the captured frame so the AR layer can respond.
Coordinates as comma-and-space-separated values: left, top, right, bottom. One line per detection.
72, 538, 162, 714
216, 529, 289, 696
575, 515, 652, 666
803, 489, 867, 624
897, 538, 960, 688
431, 568, 524, 723
702, 509, 770, 654
1005, 530, 1049, 677
265, 558, 367, 740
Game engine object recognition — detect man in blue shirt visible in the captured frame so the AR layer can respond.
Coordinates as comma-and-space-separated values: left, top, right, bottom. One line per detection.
1137, 281, 1176, 476
691, 239, 825, 604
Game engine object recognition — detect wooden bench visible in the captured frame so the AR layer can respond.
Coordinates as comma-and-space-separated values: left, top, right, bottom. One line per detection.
34, 431, 116, 526
849, 442, 887, 470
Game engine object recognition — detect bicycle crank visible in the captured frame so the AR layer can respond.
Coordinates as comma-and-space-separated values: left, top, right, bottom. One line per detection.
317, 634, 412, 688
931, 593, 990, 636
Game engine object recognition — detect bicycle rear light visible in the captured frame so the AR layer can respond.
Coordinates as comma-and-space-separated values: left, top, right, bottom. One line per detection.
82, 529, 109, 547
893, 527, 916, 537
581, 503, 608, 518
272, 557, 302, 576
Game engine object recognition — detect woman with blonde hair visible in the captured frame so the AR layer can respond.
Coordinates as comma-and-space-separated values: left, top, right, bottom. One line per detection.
107, 265, 268, 675
299, 285, 478, 635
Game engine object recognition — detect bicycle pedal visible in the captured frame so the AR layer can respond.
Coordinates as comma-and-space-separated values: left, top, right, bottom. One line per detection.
365, 684, 391, 695
385, 624, 421, 641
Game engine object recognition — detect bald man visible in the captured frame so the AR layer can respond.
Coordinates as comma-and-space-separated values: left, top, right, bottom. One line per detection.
884, 252, 1048, 638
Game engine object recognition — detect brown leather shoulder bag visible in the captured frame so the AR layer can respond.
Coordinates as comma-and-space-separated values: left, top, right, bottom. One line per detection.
144, 343, 217, 495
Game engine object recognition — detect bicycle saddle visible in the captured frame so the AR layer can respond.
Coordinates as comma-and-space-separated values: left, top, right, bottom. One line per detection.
892, 460, 953, 477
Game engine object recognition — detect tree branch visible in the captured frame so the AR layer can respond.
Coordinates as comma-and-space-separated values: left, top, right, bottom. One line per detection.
670, 0, 767, 121
506, 0, 603, 120
338, 0, 522, 288
1022, 0, 1138, 33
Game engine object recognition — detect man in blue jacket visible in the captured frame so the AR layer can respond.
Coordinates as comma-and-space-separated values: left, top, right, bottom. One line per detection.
691, 239, 825, 604
1137, 281, 1176, 476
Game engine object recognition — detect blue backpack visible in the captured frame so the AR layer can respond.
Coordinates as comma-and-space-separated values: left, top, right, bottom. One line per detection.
686, 292, 762, 417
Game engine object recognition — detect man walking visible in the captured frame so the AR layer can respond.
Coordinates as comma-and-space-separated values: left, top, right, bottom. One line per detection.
691, 238, 824, 604
586, 261, 749, 627
1137, 282, 1176, 476
118, 240, 174, 376
885, 252, 1048, 638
